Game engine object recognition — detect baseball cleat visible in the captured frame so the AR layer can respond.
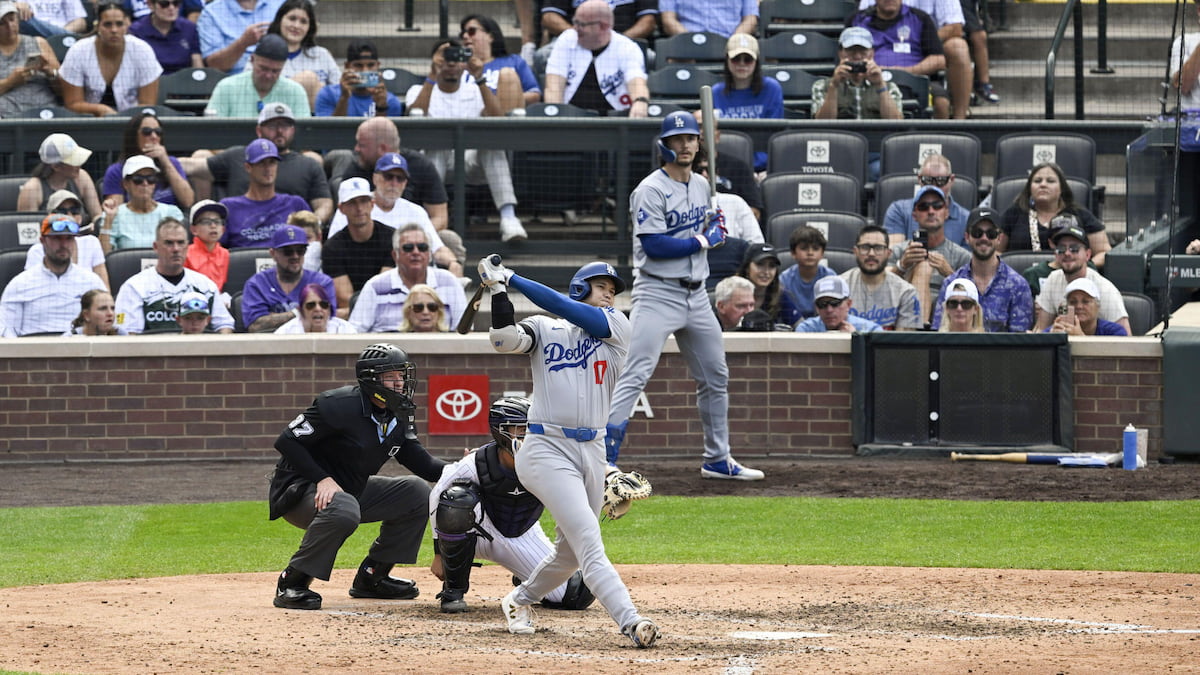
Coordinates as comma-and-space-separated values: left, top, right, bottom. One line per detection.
502, 590, 535, 634
701, 458, 765, 481
349, 570, 420, 599
625, 619, 660, 648
274, 586, 322, 610
437, 590, 468, 614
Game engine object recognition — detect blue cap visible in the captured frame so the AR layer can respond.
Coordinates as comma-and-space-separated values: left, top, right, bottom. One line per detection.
914, 185, 946, 203
375, 152, 408, 174
245, 138, 280, 164
270, 224, 308, 249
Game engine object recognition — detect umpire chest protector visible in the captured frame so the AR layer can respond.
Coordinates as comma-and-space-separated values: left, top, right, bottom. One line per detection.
475, 443, 544, 538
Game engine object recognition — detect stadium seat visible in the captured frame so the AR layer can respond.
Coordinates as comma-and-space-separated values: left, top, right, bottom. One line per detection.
647, 65, 720, 106
821, 247, 857, 273
514, 103, 601, 216
0, 176, 29, 212
993, 132, 1097, 185
989, 176, 1094, 215
873, 173, 978, 228
0, 248, 26, 290
716, 130, 755, 176
46, 33, 78, 63
761, 171, 863, 220
762, 68, 820, 117
380, 67, 424, 98
653, 32, 728, 70
759, 0, 856, 38
12, 105, 87, 119
879, 131, 982, 185
998, 250, 1055, 275
225, 247, 273, 295
102, 247, 157, 293
882, 69, 932, 118
760, 31, 839, 70
766, 210, 866, 252
0, 212, 45, 252
157, 68, 227, 115
1121, 291, 1156, 336
767, 130, 869, 186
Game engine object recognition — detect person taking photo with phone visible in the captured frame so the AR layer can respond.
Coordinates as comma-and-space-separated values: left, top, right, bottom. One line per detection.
315, 39, 402, 117
812, 27, 902, 122
0, 0, 60, 116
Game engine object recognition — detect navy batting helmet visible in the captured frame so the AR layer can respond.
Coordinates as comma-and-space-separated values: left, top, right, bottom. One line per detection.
568, 261, 625, 302
658, 111, 700, 163
356, 343, 416, 414
489, 396, 531, 453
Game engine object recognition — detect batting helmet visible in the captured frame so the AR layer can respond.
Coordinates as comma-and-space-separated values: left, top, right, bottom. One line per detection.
489, 396, 531, 454
356, 343, 417, 414
657, 110, 701, 163
568, 262, 625, 302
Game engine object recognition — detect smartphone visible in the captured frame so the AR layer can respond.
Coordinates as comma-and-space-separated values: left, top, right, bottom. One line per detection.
25, 54, 44, 69
914, 230, 929, 247
358, 70, 380, 88
1057, 305, 1069, 317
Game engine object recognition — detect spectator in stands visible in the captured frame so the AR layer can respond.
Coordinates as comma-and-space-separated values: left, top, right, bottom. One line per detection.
219, 139, 310, 248
794, 275, 882, 333
175, 289, 212, 333
205, 33, 310, 117
65, 288, 121, 335
314, 39, 401, 118
348, 223, 466, 333
268, 0, 337, 109
398, 284, 450, 333
661, 0, 756, 38
59, 3, 160, 116
890, 185, 970, 325
779, 224, 837, 325
183, 103, 331, 223
327, 152, 462, 276
543, 0, 649, 119
1, 214, 106, 336
1047, 277, 1128, 336
288, 209, 321, 272
1170, 0, 1200, 111
197, 0, 284, 74
812, 27, 903, 123
848, 0, 949, 119
996, 162, 1110, 269
712, 34, 783, 133
460, 14, 540, 113
1187, 239, 1200, 255
14, 0, 86, 37
883, 154, 968, 246
1031, 224, 1129, 334
129, 0, 202, 76
126, 0, 202, 22
18, 133, 102, 219
712, 274, 757, 331
114, 218, 234, 333
406, 38, 528, 243
736, 242, 783, 323
241, 224, 336, 332
101, 110, 194, 210
693, 158, 760, 244
0, 2, 61, 117
184, 199, 229, 290
326, 117, 450, 231
931, 206, 1033, 332
274, 282, 356, 333
323, 177, 396, 311
690, 109, 763, 221
961, 0, 999, 104
936, 278, 982, 332
98, 155, 186, 251
842, 224, 921, 330
535, 0, 657, 78
24, 190, 109, 289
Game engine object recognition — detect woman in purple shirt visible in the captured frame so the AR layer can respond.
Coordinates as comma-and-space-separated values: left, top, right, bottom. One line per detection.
101, 110, 194, 210
128, 0, 202, 75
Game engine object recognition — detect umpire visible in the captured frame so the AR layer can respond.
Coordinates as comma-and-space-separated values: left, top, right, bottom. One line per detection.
268, 343, 447, 610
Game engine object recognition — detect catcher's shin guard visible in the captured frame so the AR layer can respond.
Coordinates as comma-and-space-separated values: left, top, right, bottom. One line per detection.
435, 534, 476, 612
605, 420, 627, 466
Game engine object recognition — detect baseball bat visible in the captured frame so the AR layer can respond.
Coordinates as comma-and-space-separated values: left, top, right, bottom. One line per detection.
950, 452, 1066, 465
699, 85, 717, 205
456, 254, 502, 335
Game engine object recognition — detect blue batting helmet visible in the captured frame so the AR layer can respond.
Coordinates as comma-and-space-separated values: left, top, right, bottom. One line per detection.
657, 110, 701, 163
568, 261, 625, 301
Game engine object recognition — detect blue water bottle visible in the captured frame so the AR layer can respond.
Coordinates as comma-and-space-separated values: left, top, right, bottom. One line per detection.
1123, 424, 1138, 471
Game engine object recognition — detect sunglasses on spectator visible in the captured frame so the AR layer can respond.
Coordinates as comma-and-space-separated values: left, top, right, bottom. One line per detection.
303, 300, 330, 310
1055, 244, 1084, 255
461, 26, 481, 37
945, 299, 976, 310
855, 243, 887, 254
45, 218, 81, 234
915, 200, 945, 211
278, 246, 306, 257
408, 302, 442, 313
918, 175, 952, 187
815, 297, 846, 309
969, 226, 1000, 240
379, 172, 407, 183
730, 54, 755, 64
401, 242, 430, 252
127, 174, 158, 185
140, 126, 164, 137
54, 205, 83, 215
155, 0, 181, 7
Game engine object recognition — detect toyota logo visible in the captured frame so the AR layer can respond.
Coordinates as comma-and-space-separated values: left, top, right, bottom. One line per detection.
435, 389, 483, 421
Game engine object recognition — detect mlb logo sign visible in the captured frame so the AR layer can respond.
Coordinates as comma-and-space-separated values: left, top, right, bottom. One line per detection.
427, 374, 490, 435
806, 140, 831, 164
796, 183, 822, 207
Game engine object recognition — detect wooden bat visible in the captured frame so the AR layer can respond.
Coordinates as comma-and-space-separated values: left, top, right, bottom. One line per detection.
455, 254, 501, 335
699, 85, 717, 205
949, 452, 1114, 465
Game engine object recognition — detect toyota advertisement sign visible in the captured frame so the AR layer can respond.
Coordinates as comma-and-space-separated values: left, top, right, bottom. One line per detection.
426, 374, 490, 434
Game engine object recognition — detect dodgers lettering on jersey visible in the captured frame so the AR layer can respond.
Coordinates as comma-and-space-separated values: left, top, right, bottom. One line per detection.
630, 168, 711, 280
545, 336, 604, 372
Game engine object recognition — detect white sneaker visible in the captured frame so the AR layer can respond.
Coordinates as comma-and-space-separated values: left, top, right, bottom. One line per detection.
500, 217, 528, 243
520, 42, 536, 67
625, 618, 660, 648
502, 590, 535, 634
700, 458, 765, 481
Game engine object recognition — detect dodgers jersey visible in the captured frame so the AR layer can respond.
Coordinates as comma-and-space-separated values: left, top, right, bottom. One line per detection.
519, 308, 630, 431
630, 168, 711, 281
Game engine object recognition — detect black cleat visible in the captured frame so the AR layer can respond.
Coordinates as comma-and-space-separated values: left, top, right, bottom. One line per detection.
437, 589, 468, 613
349, 569, 420, 599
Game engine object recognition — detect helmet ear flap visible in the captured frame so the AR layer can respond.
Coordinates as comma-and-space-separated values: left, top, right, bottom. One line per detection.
657, 138, 676, 164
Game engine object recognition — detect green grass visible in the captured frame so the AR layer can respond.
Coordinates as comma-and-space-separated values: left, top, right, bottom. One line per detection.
2, 496, 1198, 588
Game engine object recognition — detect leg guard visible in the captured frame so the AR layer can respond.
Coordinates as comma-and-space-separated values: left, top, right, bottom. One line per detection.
539, 570, 596, 610
605, 421, 627, 466
435, 534, 477, 611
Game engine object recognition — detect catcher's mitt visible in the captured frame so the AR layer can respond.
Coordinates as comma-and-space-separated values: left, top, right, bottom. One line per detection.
601, 469, 652, 521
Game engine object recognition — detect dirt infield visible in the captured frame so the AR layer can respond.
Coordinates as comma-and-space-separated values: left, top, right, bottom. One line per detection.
2, 458, 1198, 673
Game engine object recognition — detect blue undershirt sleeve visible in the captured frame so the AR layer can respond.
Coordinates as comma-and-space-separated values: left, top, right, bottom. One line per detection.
640, 232, 702, 259
508, 274, 611, 338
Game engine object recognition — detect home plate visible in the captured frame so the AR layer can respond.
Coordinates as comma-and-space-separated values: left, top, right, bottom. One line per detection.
732, 631, 833, 640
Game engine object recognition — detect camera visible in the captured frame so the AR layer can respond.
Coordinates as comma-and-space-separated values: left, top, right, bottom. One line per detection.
444, 46, 472, 63
847, 61, 868, 74
357, 70, 380, 88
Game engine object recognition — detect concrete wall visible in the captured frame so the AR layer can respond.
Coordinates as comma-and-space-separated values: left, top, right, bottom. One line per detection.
0, 334, 1162, 463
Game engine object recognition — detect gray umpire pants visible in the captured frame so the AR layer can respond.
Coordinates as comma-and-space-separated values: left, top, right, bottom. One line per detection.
283, 475, 431, 581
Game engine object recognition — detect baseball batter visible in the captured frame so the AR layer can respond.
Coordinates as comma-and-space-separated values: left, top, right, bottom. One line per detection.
604, 111, 764, 481
429, 396, 594, 614
478, 257, 660, 648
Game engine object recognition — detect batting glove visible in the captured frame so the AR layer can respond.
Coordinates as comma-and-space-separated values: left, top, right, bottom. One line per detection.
478, 255, 513, 287
694, 209, 727, 250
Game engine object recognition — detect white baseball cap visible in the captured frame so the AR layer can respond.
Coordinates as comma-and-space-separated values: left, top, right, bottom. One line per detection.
1064, 277, 1101, 300
122, 155, 158, 177
814, 275, 851, 301
338, 177, 373, 204
39, 133, 92, 166
945, 278, 979, 304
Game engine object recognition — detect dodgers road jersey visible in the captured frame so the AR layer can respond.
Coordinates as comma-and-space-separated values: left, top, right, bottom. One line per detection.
630, 168, 711, 281
519, 309, 630, 430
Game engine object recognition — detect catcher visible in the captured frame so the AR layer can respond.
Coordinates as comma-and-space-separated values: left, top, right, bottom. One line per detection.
429, 396, 651, 613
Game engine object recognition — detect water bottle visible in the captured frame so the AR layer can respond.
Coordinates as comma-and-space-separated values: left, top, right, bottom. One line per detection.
1123, 423, 1138, 471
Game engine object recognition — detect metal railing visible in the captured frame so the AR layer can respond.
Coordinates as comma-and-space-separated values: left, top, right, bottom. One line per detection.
1044, 0, 1114, 120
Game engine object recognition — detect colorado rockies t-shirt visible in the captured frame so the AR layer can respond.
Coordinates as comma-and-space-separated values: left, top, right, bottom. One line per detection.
220, 193, 311, 249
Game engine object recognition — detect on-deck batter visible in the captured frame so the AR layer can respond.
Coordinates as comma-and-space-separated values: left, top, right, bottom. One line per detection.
604, 110, 764, 481
478, 257, 660, 648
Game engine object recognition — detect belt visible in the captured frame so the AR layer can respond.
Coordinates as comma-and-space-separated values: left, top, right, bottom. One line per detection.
527, 423, 601, 442
640, 271, 703, 291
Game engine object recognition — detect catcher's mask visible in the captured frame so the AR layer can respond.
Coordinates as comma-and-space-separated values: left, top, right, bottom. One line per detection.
489, 396, 530, 455
356, 343, 417, 415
